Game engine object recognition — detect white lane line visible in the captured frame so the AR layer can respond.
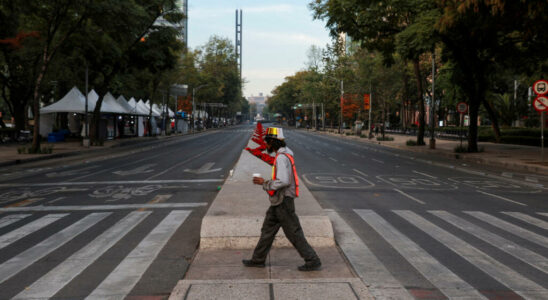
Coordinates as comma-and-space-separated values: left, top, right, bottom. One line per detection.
393, 189, 425, 205
355, 210, 485, 299
351, 152, 359, 156
538, 212, 548, 218
0, 214, 68, 250
465, 211, 548, 249
86, 210, 191, 300
0, 214, 31, 229
326, 209, 412, 299
412, 170, 437, 179
0, 179, 224, 188
353, 169, 368, 177
502, 212, 548, 230
14, 211, 151, 299
0, 203, 207, 212
371, 158, 384, 164
329, 157, 338, 162
525, 176, 539, 183
395, 210, 548, 299
430, 211, 548, 274
476, 190, 527, 206
501, 172, 513, 178
0, 212, 110, 285
48, 197, 66, 204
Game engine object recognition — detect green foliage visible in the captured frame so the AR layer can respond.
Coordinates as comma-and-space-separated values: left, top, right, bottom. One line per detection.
406, 139, 418, 146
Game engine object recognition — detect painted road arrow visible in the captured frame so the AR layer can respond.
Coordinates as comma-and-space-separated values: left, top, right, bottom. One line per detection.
113, 164, 156, 176
184, 162, 221, 174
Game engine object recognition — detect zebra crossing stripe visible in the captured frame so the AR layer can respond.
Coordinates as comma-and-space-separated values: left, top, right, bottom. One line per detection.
430, 211, 548, 274
502, 212, 548, 230
0, 212, 110, 285
326, 209, 413, 299
395, 210, 548, 299
538, 212, 548, 218
465, 211, 548, 249
85, 210, 191, 300
0, 214, 31, 229
0, 203, 207, 212
0, 214, 68, 250
13, 211, 151, 300
355, 209, 485, 299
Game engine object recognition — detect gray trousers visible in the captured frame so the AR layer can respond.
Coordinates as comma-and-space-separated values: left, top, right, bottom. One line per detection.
251, 196, 319, 263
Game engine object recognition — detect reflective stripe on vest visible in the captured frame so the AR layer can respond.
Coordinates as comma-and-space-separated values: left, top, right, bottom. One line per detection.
267, 153, 299, 197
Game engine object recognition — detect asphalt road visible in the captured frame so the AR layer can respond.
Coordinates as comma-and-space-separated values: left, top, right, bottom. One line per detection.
1, 124, 548, 299
0, 125, 252, 299
286, 128, 548, 299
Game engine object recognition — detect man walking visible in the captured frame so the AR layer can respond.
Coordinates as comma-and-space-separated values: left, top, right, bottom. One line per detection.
243, 127, 322, 271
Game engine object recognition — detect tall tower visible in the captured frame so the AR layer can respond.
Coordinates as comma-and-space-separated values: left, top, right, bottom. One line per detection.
235, 9, 242, 84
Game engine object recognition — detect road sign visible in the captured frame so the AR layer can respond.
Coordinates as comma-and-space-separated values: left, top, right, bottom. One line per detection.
456, 102, 468, 114
533, 96, 548, 112
533, 79, 548, 96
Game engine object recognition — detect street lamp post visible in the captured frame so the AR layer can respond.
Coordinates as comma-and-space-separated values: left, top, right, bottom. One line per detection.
429, 51, 436, 149
340, 79, 344, 134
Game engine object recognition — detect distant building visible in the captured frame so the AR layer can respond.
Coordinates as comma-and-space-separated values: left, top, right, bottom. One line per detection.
248, 93, 268, 117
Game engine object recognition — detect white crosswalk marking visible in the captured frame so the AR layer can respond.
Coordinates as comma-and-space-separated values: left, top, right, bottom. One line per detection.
465, 211, 548, 248
0, 214, 31, 229
355, 209, 485, 299
430, 211, 548, 274
13, 211, 151, 299
0, 214, 67, 249
0, 212, 110, 285
502, 211, 548, 230
395, 210, 548, 299
86, 210, 191, 300
326, 209, 413, 299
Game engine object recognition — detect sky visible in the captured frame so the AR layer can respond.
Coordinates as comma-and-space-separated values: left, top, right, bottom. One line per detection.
187, 1, 333, 98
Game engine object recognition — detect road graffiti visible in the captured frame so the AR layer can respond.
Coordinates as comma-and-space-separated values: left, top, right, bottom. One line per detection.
448, 177, 540, 193
89, 185, 162, 201
377, 175, 457, 190
0, 187, 89, 204
303, 173, 374, 189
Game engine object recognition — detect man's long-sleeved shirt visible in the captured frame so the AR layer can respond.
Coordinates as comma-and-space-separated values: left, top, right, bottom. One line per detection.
262, 147, 297, 206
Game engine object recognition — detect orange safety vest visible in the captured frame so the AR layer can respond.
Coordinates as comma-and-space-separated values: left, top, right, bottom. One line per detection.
267, 153, 299, 197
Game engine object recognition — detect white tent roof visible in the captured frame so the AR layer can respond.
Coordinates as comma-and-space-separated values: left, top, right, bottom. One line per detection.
40, 86, 96, 114
116, 95, 137, 115
101, 92, 128, 114
152, 103, 164, 117
138, 100, 160, 117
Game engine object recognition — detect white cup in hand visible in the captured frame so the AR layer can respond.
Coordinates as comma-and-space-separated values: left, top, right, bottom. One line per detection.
252, 173, 261, 178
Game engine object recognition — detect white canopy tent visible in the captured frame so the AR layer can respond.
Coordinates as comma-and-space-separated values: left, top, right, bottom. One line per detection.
40, 86, 96, 114
116, 95, 138, 115
101, 92, 129, 114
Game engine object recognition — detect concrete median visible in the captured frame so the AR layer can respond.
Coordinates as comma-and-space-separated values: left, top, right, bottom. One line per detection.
199, 136, 334, 249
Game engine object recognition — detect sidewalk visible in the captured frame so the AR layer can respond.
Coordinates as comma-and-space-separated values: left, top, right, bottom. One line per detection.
319, 130, 548, 176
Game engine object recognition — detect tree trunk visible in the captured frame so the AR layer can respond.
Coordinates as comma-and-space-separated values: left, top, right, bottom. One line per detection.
413, 59, 426, 145
31, 46, 51, 153
481, 99, 501, 143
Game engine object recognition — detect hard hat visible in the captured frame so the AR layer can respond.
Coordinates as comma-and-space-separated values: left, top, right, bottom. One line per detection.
265, 127, 285, 140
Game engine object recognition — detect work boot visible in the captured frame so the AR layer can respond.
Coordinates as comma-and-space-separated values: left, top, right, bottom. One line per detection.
242, 259, 265, 268
298, 260, 321, 271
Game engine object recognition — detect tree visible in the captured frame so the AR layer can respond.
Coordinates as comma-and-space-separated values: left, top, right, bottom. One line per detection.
0, 0, 91, 152
310, 0, 436, 145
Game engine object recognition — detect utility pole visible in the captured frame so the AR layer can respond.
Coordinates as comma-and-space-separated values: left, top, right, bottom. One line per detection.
83, 63, 90, 147
429, 51, 436, 149
368, 79, 373, 138
340, 79, 344, 134
235, 10, 242, 85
